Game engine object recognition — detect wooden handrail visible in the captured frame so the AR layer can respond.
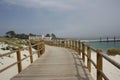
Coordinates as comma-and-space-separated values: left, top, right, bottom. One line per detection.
0, 42, 45, 73
46, 39, 120, 80
0, 50, 17, 57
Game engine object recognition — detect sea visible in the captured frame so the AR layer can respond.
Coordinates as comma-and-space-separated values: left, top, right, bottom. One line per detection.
86, 41, 120, 52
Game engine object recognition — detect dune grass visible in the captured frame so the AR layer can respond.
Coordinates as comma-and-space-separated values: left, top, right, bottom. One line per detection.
107, 48, 120, 56
0, 38, 28, 49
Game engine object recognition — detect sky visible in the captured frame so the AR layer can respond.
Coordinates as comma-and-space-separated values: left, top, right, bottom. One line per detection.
0, 0, 120, 39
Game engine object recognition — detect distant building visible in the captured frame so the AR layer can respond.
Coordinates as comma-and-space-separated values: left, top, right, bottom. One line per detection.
43, 37, 52, 41
29, 35, 43, 40
29, 35, 52, 41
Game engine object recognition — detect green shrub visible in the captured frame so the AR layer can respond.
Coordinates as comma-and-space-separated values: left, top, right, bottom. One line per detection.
1, 48, 6, 50
6, 46, 10, 50
33, 45, 37, 50
11, 47, 16, 50
107, 48, 120, 56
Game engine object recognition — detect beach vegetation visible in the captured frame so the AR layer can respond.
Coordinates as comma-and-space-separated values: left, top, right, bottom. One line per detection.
51, 33, 56, 39
0, 38, 30, 50
5, 31, 29, 39
107, 48, 120, 56
5, 31, 16, 38
45, 34, 50, 37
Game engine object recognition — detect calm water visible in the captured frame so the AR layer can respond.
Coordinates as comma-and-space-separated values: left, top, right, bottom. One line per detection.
87, 42, 120, 51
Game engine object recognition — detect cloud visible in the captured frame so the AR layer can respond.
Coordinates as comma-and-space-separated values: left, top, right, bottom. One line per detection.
1, 0, 81, 11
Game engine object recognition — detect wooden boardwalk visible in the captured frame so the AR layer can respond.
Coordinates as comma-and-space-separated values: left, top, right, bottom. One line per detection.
11, 45, 93, 80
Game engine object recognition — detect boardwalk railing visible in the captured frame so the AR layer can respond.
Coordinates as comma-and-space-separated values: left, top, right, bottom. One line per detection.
46, 40, 120, 80
0, 42, 45, 73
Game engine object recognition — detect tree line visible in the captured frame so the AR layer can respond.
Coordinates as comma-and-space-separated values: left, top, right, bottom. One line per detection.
5, 31, 56, 39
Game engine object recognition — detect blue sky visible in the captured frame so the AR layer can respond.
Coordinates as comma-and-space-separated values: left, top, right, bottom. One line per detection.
0, 0, 120, 39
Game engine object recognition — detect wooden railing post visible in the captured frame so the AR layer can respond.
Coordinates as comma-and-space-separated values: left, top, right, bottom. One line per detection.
43, 43, 45, 53
17, 48, 22, 73
60, 40, 61, 47
63, 40, 65, 47
50, 41, 52, 46
65, 40, 66, 48
59, 40, 60, 47
76, 40, 78, 51
71, 40, 73, 49
64, 40, 65, 48
87, 45, 91, 72
97, 49, 103, 80
74, 40, 76, 51
78, 40, 81, 55
41, 43, 44, 54
61, 40, 63, 47
82, 42, 85, 62
72, 40, 74, 50
64, 40, 66, 48
55, 40, 57, 46
41, 43, 43, 54
73, 40, 75, 50
62, 40, 63, 47
56, 40, 57, 46
61, 40, 62, 47
29, 44, 33, 63
37, 43, 40, 57
57, 40, 58, 47
66, 40, 67, 48
54, 40, 56, 46
68, 40, 70, 48
70, 40, 72, 49
74, 40, 76, 50
66, 40, 68, 48
69, 40, 71, 48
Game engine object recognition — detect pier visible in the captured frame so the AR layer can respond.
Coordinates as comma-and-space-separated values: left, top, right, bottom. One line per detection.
99, 37, 120, 42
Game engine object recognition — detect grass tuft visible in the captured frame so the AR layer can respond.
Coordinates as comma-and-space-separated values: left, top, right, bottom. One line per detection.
107, 48, 120, 56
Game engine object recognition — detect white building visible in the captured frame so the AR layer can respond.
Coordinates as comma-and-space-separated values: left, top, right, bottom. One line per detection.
43, 37, 52, 41
29, 35, 52, 41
